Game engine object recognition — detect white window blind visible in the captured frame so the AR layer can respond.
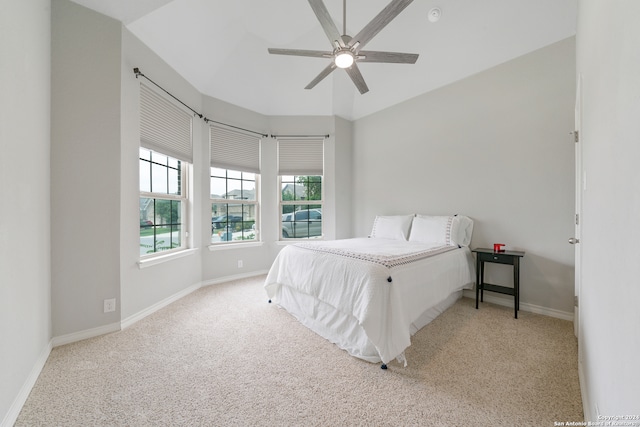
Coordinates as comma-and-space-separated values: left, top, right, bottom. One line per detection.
277, 138, 324, 176
140, 83, 193, 162
210, 126, 261, 174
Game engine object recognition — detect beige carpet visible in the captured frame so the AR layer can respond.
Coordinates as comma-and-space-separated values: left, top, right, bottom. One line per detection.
16, 275, 583, 426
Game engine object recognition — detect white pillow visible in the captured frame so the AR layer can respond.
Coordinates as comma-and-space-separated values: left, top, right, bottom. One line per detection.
409, 215, 453, 245
410, 215, 474, 247
370, 215, 414, 240
451, 215, 474, 246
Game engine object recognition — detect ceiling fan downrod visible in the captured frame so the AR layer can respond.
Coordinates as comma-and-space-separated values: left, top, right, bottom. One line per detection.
343, 0, 347, 36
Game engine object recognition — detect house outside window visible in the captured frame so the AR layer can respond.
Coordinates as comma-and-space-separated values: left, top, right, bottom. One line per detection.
210, 168, 258, 243
280, 175, 322, 239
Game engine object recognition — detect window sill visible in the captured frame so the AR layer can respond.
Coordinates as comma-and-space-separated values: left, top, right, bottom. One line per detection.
208, 241, 264, 251
138, 248, 198, 269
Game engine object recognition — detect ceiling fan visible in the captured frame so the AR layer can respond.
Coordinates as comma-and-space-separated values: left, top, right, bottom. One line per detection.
268, 0, 419, 94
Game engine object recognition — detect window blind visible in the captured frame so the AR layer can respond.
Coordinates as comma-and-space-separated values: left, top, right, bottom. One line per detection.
277, 138, 324, 176
140, 83, 193, 162
210, 126, 261, 174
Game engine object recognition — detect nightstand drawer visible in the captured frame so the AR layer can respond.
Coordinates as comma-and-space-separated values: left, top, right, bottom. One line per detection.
477, 252, 513, 265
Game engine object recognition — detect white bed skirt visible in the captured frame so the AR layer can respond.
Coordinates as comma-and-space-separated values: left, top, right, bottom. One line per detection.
274, 285, 464, 364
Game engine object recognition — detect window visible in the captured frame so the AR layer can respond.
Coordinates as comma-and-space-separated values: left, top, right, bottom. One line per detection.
209, 126, 261, 245
139, 83, 192, 257
210, 168, 258, 243
278, 138, 324, 240
280, 176, 322, 239
139, 148, 188, 255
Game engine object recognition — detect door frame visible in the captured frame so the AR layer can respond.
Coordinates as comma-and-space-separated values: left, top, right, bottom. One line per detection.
574, 74, 583, 340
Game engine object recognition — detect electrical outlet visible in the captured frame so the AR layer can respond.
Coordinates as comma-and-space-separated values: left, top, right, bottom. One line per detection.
237, 260, 243, 268
104, 298, 116, 313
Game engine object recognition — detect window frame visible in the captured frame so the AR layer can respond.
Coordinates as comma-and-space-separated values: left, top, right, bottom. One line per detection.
209, 167, 260, 245
279, 175, 323, 241
139, 147, 190, 258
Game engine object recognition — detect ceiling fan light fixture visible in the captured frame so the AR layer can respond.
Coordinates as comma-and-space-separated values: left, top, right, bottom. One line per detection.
335, 51, 355, 68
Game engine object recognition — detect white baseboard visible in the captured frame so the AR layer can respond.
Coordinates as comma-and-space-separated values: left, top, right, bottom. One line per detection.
201, 269, 269, 287
1, 340, 52, 427
122, 270, 269, 328
121, 282, 202, 329
52, 322, 122, 347
462, 290, 574, 321
51, 270, 269, 342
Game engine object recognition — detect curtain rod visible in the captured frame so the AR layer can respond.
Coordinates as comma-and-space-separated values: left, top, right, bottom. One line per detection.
134, 67, 202, 119
271, 134, 330, 139
205, 118, 268, 138
133, 67, 268, 138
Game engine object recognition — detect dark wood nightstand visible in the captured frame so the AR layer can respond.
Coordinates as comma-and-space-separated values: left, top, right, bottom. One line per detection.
472, 248, 525, 318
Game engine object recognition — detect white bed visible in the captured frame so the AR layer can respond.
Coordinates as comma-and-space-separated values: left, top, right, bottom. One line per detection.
264, 214, 476, 366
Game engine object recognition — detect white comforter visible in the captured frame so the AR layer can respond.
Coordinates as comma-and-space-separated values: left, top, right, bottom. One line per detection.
264, 238, 475, 364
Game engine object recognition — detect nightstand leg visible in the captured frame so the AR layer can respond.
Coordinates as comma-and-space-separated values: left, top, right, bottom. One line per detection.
480, 260, 484, 302
475, 258, 480, 309
514, 258, 519, 319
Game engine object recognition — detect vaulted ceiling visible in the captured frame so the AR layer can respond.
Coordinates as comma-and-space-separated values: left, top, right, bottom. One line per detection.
70, 0, 577, 120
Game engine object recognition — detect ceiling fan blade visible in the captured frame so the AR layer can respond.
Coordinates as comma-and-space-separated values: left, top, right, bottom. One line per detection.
350, 0, 414, 52
345, 63, 369, 94
305, 63, 338, 90
268, 48, 333, 58
357, 50, 418, 64
308, 0, 345, 48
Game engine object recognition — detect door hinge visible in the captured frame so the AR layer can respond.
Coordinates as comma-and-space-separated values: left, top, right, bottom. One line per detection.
573, 130, 579, 143
574, 295, 579, 307
575, 214, 579, 225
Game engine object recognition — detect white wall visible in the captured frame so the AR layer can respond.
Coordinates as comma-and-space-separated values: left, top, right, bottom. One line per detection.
51, 0, 122, 337
332, 116, 353, 240
576, 0, 640, 418
352, 37, 577, 315
0, 0, 52, 424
